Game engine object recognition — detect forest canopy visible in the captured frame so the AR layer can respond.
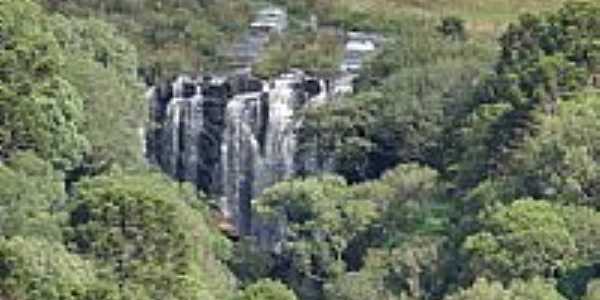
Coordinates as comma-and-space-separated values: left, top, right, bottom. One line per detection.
2, 0, 600, 300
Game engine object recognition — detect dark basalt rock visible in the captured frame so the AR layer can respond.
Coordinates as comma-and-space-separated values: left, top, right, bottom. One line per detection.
304, 78, 322, 97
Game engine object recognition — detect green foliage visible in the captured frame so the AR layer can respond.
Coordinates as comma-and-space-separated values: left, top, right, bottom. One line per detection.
0, 0, 87, 169
584, 280, 600, 300
506, 95, 600, 207
450, 103, 512, 188
228, 237, 276, 286
299, 18, 493, 182
255, 164, 450, 299
346, 165, 453, 299
254, 31, 342, 79
445, 278, 510, 300
41, 0, 255, 80
3, 1, 600, 299
67, 172, 235, 300
0, 152, 64, 240
508, 277, 567, 300
1, 0, 147, 174
356, 236, 450, 299
0, 237, 114, 300
256, 175, 377, 298
437, 16, 467, 41
52, 15, 146, 172
464, 199, 577, 281
354, 164, 450, 248
323, 270, 397, 300
461, 1, 600, 184
238, 279, 298, 300
445, 277, 566, 300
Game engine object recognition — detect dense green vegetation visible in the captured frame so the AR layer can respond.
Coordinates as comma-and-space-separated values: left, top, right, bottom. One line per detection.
2, 0, 600, 299
40, 0, 259, 82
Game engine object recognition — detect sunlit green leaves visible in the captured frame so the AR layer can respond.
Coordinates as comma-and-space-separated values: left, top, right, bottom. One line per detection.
0, 237, 113, 300
0, 0, 87, 169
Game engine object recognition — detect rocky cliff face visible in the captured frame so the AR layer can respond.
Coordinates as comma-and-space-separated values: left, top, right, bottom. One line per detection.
147, 71, 328, 235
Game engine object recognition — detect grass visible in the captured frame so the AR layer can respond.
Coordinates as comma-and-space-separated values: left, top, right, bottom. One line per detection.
329, 0, 569, 38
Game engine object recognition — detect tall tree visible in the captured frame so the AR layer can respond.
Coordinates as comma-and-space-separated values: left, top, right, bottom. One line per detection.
0, 0, 87, 169
67, 172, 235, 300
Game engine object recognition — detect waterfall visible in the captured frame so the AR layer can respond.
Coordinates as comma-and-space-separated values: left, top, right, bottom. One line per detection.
263, 77, 299, 184
144, 3, 382, 237
221, 92, 267, 234
160, 76, 205, 183
147, 71, 327, 235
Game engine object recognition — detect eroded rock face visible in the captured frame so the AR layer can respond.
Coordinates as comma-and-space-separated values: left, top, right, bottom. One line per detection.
147, 72, 328, 235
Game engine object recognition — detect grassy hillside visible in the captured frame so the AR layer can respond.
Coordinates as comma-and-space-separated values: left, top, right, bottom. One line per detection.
395, 0, 569, 35
282, 0, 568, 38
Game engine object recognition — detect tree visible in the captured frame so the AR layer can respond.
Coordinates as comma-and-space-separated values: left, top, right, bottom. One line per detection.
323, 270, 397, 300
52, 15, 146, 172
0, 0, 87, 169
238, 279, 298, 300
67, 172, 235, 300
463, 199, 577, 282
437, 16, 467, 41
253, 31, 342, 79
506, 95, 600, 208
584, 280, 600, 300
0, 152, 64, 240
298, 31, 491, 182
444, 278, 511, 300
0, 237, 116, 300
41, 0, 256, 81
290, 31, 342, 79
509, 277, 566, 300
228, 237, 276, 287
352, 236, 450, 299
256, 175, 377, 298
461, 2, 600, 183
444, 277, 566, 300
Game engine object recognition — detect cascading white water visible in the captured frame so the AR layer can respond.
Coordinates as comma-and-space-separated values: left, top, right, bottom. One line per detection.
165, 98, 182, 177
148, 72, 329, 236
220, 92, 265, 233
263, 77, 299, 184
219, 73, 327, 234
161, 77, 205, 183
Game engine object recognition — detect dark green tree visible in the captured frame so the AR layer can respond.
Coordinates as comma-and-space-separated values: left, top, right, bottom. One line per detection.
463, 199, 577, 282
0, 0, 87, 169
0, 152, 64, 240
238, 279, 298, 300
67, 172, 235, 300
444, 277, 566, 300
256, 175, 377, 299
0, 237, 117, 300
52, 15, 146, 172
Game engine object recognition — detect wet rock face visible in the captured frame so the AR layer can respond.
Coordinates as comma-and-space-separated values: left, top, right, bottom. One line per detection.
147, 72, 327, 235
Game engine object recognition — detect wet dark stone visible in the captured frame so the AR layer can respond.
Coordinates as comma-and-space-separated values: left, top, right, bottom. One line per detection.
258, 92, 270, 154
182, 82, 197, 98
228, 75, 264, 94
304, 78, 321, 97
